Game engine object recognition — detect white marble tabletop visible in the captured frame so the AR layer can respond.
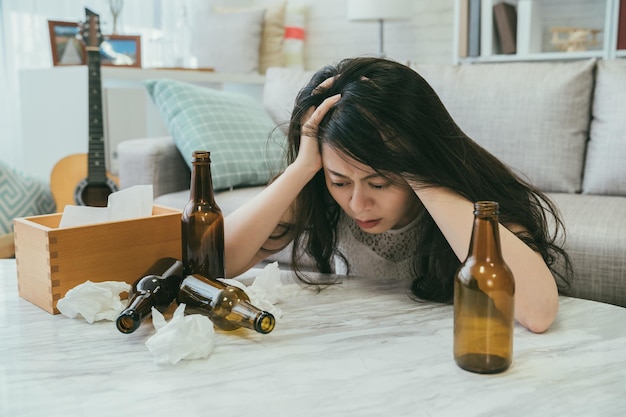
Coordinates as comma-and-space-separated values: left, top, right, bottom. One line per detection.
1, 259, 625, 417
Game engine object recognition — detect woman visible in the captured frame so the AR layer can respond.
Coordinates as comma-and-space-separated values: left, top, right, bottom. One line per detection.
225, 57, 572, 333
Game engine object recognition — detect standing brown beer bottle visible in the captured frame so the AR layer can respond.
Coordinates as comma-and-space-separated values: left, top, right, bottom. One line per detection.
181, 151, 225, 279
454, 201, 515, 374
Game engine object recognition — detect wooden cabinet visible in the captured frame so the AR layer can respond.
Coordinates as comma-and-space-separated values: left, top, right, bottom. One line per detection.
453, 0, 624, 63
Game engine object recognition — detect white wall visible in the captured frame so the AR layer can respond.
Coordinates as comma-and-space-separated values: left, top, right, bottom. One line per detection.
288, 0, 455, 70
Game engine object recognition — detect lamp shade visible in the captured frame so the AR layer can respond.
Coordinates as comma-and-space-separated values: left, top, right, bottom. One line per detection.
347, 0, 412, 21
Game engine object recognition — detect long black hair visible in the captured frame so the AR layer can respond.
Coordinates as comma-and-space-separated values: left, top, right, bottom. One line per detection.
283, 57, 572, 302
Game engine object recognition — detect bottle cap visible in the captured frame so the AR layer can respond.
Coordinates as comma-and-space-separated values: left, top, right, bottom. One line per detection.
192, 150, 211, 162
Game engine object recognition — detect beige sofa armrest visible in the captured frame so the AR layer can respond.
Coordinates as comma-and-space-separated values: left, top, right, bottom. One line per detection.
117, 136, 190, 198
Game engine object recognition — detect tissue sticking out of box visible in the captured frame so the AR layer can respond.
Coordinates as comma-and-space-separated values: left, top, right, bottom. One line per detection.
58, 185, 154, 228
57, 280, 131, 323
145, 303, 215, 365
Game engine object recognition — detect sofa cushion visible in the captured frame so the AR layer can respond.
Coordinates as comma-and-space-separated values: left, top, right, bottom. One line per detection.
263, 67, 315, 132
146, 79, 285, 191
155, 186, 265, 216
214, 1, 286, 74
411, 60, 595, 193
0, 161, 55, 234
548, 192, 626, 307
583, 60, 626, 196
193, 8, 265, 73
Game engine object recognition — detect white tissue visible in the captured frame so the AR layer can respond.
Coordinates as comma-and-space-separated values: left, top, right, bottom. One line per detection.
221, 261, 283, 319
57, 280, 131, 323
107, 185, 154, 221
58, 185, 153, 228
145, 304, 215, 365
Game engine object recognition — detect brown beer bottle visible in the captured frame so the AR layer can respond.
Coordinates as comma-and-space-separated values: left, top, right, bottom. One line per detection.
177, 274, 276, 334
116, 257, 183, 334
181, 151, 225, 279
454, 201, 515, 374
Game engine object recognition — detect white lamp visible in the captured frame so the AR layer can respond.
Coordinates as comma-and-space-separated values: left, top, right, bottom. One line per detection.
347, 0, 413, 57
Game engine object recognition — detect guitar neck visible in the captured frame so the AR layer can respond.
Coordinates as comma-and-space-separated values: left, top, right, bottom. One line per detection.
86, 47, 107, 185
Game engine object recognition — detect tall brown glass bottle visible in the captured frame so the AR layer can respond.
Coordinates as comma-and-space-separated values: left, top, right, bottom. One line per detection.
177, 274, 276, 334
454, 201, 515, 374
181, 151, 225, 279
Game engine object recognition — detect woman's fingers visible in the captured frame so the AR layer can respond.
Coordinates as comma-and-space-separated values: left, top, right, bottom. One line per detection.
312, 75, 340, 95
302, 94, 341, 137
296, 94, 341, 171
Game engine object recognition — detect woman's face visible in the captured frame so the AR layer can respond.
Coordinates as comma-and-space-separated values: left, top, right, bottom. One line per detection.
321, 144, 420, 233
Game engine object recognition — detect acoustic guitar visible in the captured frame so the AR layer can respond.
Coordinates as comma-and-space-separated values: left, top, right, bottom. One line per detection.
50, 8, 119, 212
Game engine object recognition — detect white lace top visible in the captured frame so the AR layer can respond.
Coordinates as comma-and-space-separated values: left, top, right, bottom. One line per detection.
333, 212, 419, 281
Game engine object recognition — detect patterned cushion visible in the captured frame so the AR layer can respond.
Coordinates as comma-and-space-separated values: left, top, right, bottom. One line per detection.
583, 60, 626, 196
0, 161, 56, 234
145, 79, 285, 191
411, 60, 595, 193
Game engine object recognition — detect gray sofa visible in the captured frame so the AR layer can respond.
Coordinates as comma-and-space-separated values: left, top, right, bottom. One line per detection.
118, 59, 626, 308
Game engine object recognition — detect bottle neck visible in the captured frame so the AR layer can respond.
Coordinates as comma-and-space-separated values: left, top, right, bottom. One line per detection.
117, 258, 183, 334
190, 161, 215, 204
116, 294, 153, 333
467, 202, 503, 262
177, 275, 275, 334
230, 300, 276, 334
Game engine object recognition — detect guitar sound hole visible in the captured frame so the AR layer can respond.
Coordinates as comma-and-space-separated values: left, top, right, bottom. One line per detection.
74, 178, 119, 207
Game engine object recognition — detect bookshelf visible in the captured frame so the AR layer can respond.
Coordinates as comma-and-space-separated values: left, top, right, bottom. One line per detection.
453, 0, 625, 64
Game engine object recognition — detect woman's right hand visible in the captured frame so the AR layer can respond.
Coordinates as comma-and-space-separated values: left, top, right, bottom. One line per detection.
294, 91, 341, 175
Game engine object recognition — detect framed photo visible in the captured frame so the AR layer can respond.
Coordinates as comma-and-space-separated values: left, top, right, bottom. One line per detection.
100, 35, 142, 68
48, 20, 86, 66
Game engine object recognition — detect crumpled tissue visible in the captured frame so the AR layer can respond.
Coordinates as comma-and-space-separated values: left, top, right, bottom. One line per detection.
57, 280, 131, 323
144, 262, 284, 365
145, 303, 215, 365
221, 261, 283, 319
58, 184, 153, 228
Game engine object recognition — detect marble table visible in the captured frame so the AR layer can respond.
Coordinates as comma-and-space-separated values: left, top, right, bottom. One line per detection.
1, 259, 625, 417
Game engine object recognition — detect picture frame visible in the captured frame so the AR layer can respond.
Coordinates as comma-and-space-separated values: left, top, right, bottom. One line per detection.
48, 20, 86, 66
100, 35, 142, 68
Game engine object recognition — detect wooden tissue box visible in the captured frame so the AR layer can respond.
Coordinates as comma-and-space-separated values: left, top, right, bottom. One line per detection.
13, 205, 182, 314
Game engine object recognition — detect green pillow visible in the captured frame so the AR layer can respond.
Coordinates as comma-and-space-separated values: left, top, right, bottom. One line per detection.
145, 79, 285, 191
0, 161, 56, 234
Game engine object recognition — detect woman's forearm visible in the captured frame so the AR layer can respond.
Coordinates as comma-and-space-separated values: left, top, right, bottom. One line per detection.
224, 163, 319, 277
414, 186, 558, 333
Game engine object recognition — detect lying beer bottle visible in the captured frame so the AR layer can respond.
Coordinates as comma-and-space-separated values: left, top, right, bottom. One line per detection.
453, 201, 515, 374
177, 274, 275, 334
116, 257, 184, 334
